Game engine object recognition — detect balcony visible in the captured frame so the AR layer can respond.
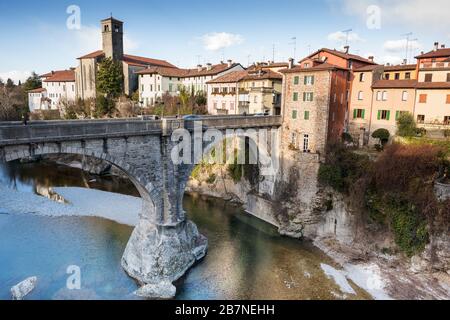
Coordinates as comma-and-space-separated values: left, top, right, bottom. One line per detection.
419, 62, 450, 69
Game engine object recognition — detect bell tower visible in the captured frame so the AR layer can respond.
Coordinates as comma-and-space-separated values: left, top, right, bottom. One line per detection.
101, 17, 124, 61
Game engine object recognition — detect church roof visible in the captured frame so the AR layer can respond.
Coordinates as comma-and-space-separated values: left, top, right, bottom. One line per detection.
77, 50, 176, 68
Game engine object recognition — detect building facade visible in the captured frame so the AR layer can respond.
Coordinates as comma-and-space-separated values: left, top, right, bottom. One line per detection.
28, 70, 76, 112
206, 68, 282, 115
348, 43, 450, 144
280, 48, 376, 155
136, 61, 244, 107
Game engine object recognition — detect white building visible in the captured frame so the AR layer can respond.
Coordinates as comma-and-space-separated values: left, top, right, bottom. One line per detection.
136, 60, 244, 107
28, 70, 76, 112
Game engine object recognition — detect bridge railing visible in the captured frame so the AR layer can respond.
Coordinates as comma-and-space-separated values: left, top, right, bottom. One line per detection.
0, 120, 163, 145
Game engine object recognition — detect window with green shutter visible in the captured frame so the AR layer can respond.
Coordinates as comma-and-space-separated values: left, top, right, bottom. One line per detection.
354, 109, 365, 119
293, 92, 299, 101
292, 110, 298, 119
378, 110, 390, 120
304, 111, 310, 120
294, 76, 299, 85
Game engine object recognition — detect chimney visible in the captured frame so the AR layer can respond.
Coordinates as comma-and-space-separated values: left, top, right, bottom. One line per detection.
403, 59, 407, 65
197, 64, 202, 72
441, 44, 446, 49
288, 58, 294, 69
368, 56, 374, 62
434, 42, 439, 51
227, 59, 233, 67
206, 63, 212, 71
344, 46, 350, 54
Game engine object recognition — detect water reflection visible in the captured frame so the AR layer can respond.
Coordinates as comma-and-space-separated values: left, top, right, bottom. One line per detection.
0, 161, 371, 300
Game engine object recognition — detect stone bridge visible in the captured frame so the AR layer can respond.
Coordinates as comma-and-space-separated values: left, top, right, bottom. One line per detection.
0, 115, 282, 297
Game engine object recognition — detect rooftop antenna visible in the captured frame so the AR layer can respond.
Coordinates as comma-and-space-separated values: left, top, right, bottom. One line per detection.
289, 37, 297, 61
408, 38, 418, 64
247, 54, 252, 67
342, 29, 353, 46
272, 44, 276, 62
401, 32, 413, 64
196, 55, 202, 65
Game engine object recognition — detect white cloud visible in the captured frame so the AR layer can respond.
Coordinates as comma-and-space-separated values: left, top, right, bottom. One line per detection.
201, 32, 244, 51
383, 39, 422, 53
378, 55, 404, 65
340, 0, 450, 29
327, 31, 364, 43
0, 70, 32, 84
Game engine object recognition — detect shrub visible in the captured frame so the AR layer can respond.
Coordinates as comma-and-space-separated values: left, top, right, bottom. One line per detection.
372, 129, 390, 148
206, 173, 216, 184
444, 129, 450, 138
397, 112, 417, 137
416, 127, 427, 137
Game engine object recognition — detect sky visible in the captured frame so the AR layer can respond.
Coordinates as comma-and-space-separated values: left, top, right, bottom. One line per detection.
1, 0, 450, 83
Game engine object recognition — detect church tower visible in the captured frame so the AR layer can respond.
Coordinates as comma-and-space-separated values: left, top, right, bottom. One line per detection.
101, 17, 124, 61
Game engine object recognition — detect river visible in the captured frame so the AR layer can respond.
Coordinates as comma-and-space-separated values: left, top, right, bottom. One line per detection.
0, 160, 372, 300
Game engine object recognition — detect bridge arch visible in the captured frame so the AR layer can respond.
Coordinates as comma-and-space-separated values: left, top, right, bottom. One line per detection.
3, 146, 158, 222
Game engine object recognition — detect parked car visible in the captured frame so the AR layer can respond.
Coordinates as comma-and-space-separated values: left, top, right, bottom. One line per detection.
253, 112, 269, 117
182, 115, 201, 121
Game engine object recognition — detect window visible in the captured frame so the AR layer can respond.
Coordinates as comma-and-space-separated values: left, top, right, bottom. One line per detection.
230, 102, 235, 111
150, 85, 153, 91
304, 111, 310, 120
405, 72, 411, 80
447, 95, 450, 104
447, 73, 450, 82
419, 94, 427, 103
213, 102, 218, 109
402, 91, 408, 101
377, 110, 391, 121
353, 109, 365, 119
444, 116, 450, 125
304, 75, 314, 85
376, 91, 382, 101
293, 92, 299, 101
292, 110, 298, 119
303, 92, 314, 102
358, 91, 364, 100
141, 85, 144, 92
254, 96, 257, 103
424, 74, 433, 82
294, 76, 299, 85
395, 73, 400, 80
382, 91, 388, 101
359, 73, 365, 82
222, 102, 226, 109
417, 115, 425, 124
291, 132, 297, 147
303, 135, 310, 152
385, 74, 390, 80
304, 63, 310, 68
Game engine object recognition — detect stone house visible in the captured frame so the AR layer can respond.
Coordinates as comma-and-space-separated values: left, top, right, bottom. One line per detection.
75, 17, 176, 100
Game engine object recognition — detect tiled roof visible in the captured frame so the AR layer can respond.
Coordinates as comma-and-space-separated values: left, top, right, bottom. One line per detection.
206, 69, 282, 84
306, 48, 377, 65
415, 48, 450, 59
43, 70, 75, 82
279, 63, 349, 74
28, 87, 47, 93
247, 62, 289, 71
244, 69, 283, 81
136, 63, 242, 78
384, 64, 417, 71
123, 54, 176, 68
355, 65, 381, 72
372, 80, 417, 89
416, 82, 450, 89
206, 71, 249, 84
135, 66, 186, 77
77, 50, 176, 68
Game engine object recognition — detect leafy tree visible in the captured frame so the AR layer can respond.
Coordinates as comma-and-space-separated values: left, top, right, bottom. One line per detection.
131, 90, 140, 103
23, 72, 42, 91
94, 95, 116, 118
397, 112, 417, 137
96, 57, 123, 98
372, 128, 390, 147
6, 78, 14, 89
0, 77, 4, 87
195, 91, 207, 107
